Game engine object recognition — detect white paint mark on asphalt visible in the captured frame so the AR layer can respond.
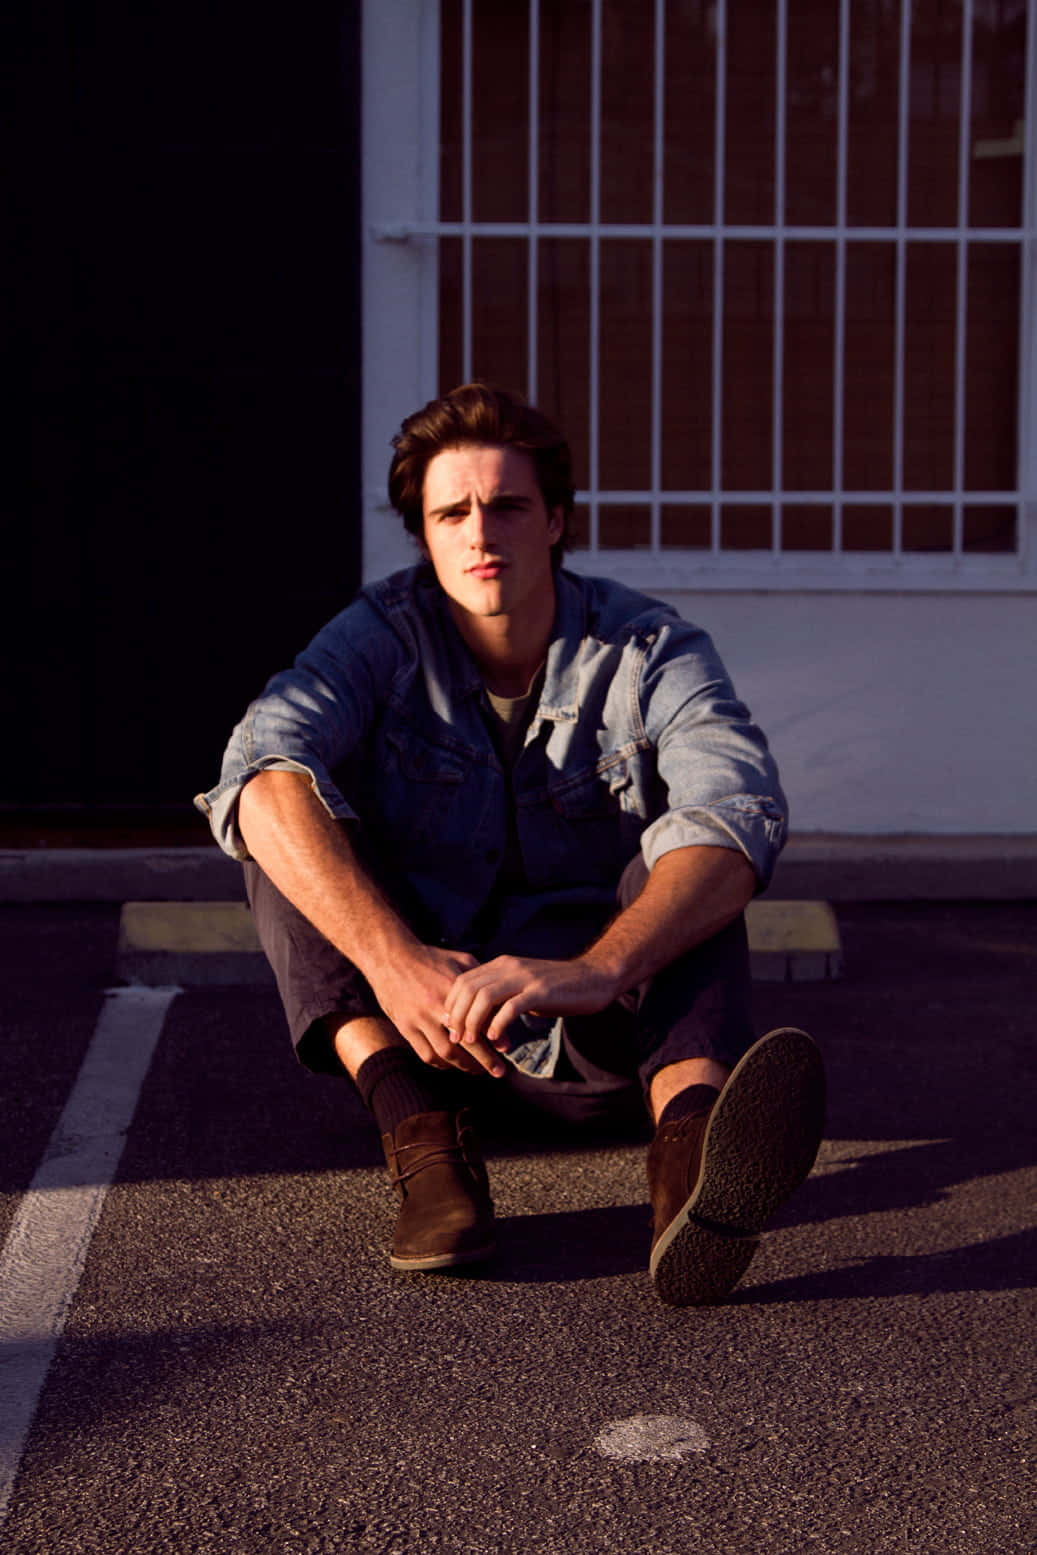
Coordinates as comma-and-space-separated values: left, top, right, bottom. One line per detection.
593, 1414, 710, 1462
0, 985, 177, 1527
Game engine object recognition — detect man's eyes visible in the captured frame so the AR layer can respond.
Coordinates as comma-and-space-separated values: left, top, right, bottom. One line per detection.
437, 500, 526, 520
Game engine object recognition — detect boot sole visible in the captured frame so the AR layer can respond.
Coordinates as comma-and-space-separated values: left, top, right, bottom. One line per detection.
650, 1027, 825, 1307
389, 1238, 496, 1272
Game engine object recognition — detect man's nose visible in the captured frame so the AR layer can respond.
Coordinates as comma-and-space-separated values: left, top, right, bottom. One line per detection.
467, 500, 495, 546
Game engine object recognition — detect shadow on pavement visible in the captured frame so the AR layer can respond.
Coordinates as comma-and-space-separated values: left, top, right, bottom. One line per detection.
471, 1203, 650, 1282
774, 1133, 1031, 1228
445, 1195, 1036, 1297
736, 1224, 1037, 1304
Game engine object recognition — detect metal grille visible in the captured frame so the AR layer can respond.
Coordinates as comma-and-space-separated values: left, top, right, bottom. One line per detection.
368, 0, 1036, 589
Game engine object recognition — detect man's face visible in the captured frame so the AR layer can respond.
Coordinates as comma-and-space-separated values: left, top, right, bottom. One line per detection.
421, 444, 564, 623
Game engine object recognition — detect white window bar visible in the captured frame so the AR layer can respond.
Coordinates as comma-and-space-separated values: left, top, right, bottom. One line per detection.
953, 0, 976, 562
581, 491, 1020, 503
418, 220, 1025, 241
1022, 0, 1037, 575
588, 0, 602, 551
892, 0, 912, 561
711, 0, 727, 555
773, 0, 788, 557
461, 0, 473, 383
650, 0, 665, 555
832, 0, 851, 557
527, 0, 539, 403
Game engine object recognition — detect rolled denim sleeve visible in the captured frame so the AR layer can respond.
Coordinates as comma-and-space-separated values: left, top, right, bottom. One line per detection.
638, 619, 788, 890
194, 595, 402, 860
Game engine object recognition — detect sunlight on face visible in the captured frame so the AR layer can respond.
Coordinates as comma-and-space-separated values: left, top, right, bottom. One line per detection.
421, 444, 563, 622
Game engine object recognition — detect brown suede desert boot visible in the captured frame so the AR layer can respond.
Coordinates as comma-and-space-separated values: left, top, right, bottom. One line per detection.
381, 1108, 495, 1271
648, 1028, 825, 1306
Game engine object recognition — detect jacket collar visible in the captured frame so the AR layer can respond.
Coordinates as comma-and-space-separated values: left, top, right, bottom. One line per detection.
536, 569, 584, 723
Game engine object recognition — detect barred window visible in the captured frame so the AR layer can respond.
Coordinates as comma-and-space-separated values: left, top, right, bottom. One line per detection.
365, 0, 1036, 591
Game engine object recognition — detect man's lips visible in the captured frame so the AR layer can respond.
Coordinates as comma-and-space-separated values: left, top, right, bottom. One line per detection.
466, 561, 507, 577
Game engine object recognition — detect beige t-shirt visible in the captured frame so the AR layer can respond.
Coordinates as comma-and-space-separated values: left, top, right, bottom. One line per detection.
484, 663, 546, 767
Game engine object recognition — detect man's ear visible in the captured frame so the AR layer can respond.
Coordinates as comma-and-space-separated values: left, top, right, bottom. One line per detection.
547, 507, 564, 543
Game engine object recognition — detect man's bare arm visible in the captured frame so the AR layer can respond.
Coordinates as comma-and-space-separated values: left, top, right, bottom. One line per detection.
236, 770, 506, 1075
584, 843, 756, 989
442, 844, 755, 1048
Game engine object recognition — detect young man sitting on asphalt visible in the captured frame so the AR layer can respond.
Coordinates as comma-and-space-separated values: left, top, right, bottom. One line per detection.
196, 382, 825, 1306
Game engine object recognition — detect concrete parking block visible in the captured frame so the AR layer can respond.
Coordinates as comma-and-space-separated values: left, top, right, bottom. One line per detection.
117, 902, 271, 987
745, 899, 842, 981
117, 899, 843, 987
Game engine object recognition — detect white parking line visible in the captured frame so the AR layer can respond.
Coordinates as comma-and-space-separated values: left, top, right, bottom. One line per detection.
0, 985, 177, 1526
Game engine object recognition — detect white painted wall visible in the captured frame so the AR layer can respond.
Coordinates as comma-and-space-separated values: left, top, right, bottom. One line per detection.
656, 590, 1037, 835
362, 0, 440, 583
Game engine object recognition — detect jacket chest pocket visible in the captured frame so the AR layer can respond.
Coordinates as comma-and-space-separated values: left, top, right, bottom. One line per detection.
381, 728, 470, 844
386, 728, 467, 786
553, 770, 615, 816
550, 754, 649, 822
529, 758, 646, 887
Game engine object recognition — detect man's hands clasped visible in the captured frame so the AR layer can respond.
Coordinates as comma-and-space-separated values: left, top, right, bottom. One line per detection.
442, 954, 619, 1054
368, 943, 619, 1080
366, 943, 509, 1078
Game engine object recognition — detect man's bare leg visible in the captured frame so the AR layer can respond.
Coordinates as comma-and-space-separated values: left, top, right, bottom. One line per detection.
328, 1013, 404, 1081
649, 1057, 730, 1123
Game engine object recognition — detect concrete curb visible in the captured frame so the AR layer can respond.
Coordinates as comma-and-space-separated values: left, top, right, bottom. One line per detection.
115, 899, 843, 988
4, 834, 1036, 903
1, 847, 246, 903
772, 833, 1037, 902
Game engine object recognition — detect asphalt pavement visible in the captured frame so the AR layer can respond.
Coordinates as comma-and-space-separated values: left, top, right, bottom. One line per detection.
1, 897, 1034, 1555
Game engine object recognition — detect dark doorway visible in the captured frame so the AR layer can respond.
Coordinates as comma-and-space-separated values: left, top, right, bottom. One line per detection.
15, 3, 363, 821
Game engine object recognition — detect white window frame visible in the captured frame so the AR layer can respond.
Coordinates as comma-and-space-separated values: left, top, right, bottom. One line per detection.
364, 0, 1037, 592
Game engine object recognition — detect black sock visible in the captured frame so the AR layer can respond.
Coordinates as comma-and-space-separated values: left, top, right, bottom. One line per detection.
355, 1047, 456, 1136
656, 1083, 720, 1130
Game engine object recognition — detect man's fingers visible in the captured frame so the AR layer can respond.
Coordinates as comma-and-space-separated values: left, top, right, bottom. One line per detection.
436, 1044, 482, 1076
457, 986, 504, 1041
445, 967, 527, 1040
416, 1021, 507, 1079
464, 980, 542, 1044
462, 1036, 508, 1077
442, 963, 502, 1020
486, 997, 525, 1045
405, 1030, 449, 1070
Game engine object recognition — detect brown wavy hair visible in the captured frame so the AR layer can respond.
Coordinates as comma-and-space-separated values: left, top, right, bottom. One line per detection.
388, 382, 575, 566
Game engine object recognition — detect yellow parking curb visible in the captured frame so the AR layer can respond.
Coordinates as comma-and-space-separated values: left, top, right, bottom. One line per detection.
119, 901, 262, 954
744, 899, 842, 981
118, 902, 268, 986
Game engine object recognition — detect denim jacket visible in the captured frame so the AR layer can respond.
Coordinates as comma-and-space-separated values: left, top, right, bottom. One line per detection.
197, 566, 786, 1069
